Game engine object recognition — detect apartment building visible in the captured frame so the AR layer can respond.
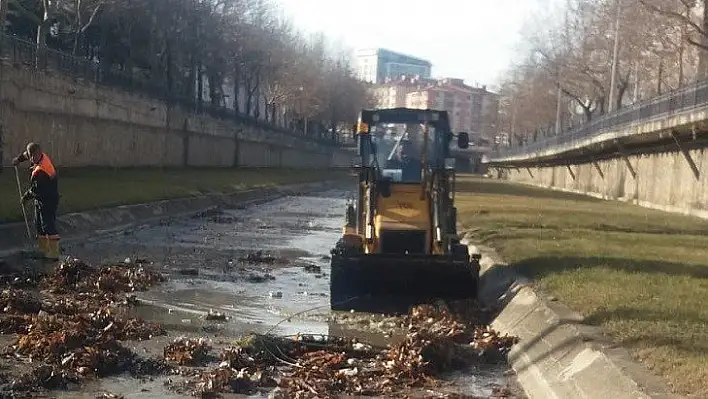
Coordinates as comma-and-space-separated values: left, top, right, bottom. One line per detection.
371, 75, 436, 109
405, 78, 498, 138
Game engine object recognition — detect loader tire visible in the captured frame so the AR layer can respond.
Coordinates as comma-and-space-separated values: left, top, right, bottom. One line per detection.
330, 237, 364, 311
450, 243, 480, 299
451, 243, 470, 262
330, 236, 363, 257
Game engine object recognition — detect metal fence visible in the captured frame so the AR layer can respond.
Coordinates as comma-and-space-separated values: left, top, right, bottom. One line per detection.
0, 34, 342, 147
489, 77, 708, 160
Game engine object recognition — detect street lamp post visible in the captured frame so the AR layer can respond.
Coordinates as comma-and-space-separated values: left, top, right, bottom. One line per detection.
555, 86, 562, 135
608, 0, 622, 112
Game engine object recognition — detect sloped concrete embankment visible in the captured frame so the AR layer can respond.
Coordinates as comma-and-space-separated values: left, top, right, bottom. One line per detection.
0, 180, 342, 258
464, 238, 681, 399
500, 148, 708, 220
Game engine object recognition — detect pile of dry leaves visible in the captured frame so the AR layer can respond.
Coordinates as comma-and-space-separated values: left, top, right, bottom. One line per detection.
0, 258, 168, 393
178, 300, 519, 398
0, 258, 519, 398
164, 337, 212, 366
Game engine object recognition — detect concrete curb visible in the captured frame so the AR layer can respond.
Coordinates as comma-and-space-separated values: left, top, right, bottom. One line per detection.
0, 180, 345, 259
462, 239, 681, 399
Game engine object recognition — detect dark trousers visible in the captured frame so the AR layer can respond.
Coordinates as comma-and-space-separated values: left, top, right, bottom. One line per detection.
34, 199, 59, 237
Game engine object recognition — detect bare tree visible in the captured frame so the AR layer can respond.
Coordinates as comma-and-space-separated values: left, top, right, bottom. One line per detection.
4, 0, 374, 135
498, 0, 699, 140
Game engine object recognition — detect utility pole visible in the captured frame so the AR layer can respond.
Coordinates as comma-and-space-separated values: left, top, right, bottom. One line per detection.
556, 0, 571, 135
633, 61, 640, 103
608, 0, 622, 112
510, 74, 518, 147
678, 3, 690, 87
555, 86, 563, 135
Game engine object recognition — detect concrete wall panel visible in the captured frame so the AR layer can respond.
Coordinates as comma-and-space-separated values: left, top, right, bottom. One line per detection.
0, 64, 350, 169
501, 148, 708, 219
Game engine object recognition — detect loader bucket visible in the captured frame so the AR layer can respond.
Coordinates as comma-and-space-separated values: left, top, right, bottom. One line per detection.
329, 253, 479, 314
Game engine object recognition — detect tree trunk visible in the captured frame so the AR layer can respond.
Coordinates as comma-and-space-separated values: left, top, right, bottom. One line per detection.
233, 78, 240, 113
253, 91, 260, 119
196, 62, 203, 110
165, 40, 174, 101
245, 79, 252, 116
697, 2, 708, 80
616, 74, 629, 110
35, 0, 50, 69
679, 8, 686, 86
73, 0, 82, 55
616, 85, 625, 110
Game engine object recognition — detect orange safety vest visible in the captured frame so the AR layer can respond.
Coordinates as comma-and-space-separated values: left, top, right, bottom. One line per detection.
31, 153, 56, 178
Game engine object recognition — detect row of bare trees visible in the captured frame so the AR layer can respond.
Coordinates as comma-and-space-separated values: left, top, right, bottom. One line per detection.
497, 0, 708, 145
2, 0, 374, 138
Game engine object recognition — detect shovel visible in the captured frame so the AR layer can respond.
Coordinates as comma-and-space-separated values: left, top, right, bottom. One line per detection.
14, 166, 42, 259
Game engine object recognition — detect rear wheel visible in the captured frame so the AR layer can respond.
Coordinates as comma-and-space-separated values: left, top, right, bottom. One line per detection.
450, 243, 480, 298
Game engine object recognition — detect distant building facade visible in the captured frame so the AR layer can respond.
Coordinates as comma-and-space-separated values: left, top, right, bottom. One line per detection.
356, 48, 432, 84
370, 75, 436, 109
405, 78, 499, 138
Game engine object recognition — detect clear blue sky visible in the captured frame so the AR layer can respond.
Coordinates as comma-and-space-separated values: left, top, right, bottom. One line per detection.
275, 0, 547, 87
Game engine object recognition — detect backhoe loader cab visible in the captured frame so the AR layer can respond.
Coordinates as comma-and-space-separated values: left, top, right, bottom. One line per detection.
330, 107, 480, 314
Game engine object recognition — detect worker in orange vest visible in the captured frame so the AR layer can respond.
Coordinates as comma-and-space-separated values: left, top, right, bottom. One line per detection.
12, 142, 61, 260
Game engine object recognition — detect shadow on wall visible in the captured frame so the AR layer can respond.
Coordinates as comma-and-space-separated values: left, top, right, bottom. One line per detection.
455, 177, 600, 203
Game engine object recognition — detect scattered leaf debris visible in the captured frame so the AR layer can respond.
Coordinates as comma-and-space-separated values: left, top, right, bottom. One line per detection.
174, 299, 519, 398
239, 251, 288, 266
164, 337, 212, 366
0, 259, 520, 398
0, 258, 168, 395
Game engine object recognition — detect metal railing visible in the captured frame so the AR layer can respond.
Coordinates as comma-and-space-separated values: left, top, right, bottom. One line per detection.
489, 77, 708, 161
0, 34, 344, 147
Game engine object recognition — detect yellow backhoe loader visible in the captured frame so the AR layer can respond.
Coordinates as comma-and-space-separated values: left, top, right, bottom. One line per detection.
330, 107, 480, 314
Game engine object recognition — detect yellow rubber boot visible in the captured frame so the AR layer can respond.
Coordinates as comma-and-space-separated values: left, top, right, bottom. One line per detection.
46, 236, 61, 261
36, 236, 50, 258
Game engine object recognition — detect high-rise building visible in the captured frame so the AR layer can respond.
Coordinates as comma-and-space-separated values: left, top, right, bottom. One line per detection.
355, 48, 432, 84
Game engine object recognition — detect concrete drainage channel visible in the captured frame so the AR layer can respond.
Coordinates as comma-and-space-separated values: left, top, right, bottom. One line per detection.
0, 180, 342, 259
0, 181, 529, 398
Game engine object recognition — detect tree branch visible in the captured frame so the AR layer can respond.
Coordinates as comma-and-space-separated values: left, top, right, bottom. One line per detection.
8, 0, 41, 25
80, 0, 104, 33
639, 0, 707, 38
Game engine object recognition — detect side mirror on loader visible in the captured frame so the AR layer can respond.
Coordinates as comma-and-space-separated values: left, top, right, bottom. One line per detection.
457, 132, 470, 149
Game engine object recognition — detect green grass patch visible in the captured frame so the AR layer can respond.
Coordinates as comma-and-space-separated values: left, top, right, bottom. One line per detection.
0, 167, 349, 223
456, 175, 708, 397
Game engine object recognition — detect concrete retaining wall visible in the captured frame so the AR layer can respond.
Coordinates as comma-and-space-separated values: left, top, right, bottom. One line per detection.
500, 148, 708, 219
0, 62, 351, 169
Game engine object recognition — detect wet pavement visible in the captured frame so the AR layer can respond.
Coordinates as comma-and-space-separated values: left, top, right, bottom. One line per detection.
4, 188, 524, 398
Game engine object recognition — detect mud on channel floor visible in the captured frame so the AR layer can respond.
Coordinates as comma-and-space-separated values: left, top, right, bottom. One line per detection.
0, 188, 525, 398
